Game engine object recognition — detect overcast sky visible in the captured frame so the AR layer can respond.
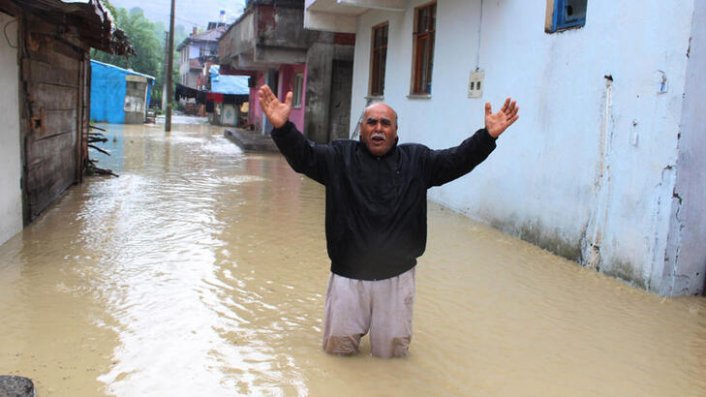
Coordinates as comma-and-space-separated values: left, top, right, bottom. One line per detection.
109, 0, 246, 29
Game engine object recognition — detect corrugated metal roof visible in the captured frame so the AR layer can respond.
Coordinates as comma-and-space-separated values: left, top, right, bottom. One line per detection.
0, 0, 133, 55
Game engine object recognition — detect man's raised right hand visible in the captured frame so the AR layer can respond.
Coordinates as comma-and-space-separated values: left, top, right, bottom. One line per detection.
257, 85, 293, 129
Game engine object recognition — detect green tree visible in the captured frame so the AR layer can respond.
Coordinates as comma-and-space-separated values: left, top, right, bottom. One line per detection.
92, 2, 175, 109
152, 21, 188, 108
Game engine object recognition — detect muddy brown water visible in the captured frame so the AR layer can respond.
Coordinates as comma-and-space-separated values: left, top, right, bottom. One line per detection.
1, 123, 704, 396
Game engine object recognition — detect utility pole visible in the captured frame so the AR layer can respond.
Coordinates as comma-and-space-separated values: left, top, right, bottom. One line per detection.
165, 0, 175, 132
162, 31, 169, 112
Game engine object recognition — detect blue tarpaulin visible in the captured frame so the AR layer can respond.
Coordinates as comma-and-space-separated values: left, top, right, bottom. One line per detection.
90, 60, 155, 123
209, 65, 249, 95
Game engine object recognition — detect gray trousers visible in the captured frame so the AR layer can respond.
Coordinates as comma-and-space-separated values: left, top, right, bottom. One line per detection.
322, 267, 415, 358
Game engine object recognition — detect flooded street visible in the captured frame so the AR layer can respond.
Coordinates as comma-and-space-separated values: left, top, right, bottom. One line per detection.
1, 122, 705, 396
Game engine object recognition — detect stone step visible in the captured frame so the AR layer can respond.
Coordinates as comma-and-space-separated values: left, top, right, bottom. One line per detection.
0, 376, 35, 397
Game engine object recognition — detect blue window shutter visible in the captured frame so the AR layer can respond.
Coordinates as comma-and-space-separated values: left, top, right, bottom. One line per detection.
551, 0, 587, 32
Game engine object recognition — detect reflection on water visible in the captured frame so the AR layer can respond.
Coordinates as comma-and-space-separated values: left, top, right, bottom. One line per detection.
0, 122, 704, 396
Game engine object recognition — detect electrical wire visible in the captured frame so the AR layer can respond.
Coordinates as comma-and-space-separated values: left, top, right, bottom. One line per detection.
475, 0, 483, 70
3, 18, 18, 49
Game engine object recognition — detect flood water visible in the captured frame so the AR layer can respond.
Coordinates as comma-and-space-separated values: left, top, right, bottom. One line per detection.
1, 122, 705, 397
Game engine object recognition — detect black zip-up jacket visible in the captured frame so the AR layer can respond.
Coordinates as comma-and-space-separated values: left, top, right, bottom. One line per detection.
271, 121, 497, 280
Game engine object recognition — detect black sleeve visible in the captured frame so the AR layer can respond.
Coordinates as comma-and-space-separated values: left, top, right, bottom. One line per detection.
426, 128, 497, 187
270, 121, 333, 185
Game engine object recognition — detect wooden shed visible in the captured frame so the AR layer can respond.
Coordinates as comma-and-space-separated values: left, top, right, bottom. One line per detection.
0, 0, 131, 231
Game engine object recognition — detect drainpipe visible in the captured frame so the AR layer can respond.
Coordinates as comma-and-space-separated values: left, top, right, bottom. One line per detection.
585, 75, 615, 271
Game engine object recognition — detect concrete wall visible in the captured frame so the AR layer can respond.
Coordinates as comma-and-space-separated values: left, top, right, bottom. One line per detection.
179, 45, 204, 88
189, 71, 200, 89
305, 39, 334, 143
664, 1, 706, 296
305, 35, 355, 143
189, 45, 200, 59
247, 74, 269, 131
348, 0, 704, 295
124, 76, 149, 124
278, 63, 307, 132
328, 58, 353, 140
179, 49, 189, 82
0, 11, 23, 247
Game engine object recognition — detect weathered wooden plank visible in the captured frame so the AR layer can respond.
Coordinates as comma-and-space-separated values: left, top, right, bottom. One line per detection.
28, 108, 77, 140
24, 18, 83, 64
17, 17, 87, 222
23, 58, 78, 87
25, 131, 77, 219
0, 1, 22, 16
27, 83, 77, 110
78, 57, 90, 183
26, 131, 76, 166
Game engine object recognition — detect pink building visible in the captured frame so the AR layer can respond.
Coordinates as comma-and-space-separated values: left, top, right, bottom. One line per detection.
219, 0, 354, 143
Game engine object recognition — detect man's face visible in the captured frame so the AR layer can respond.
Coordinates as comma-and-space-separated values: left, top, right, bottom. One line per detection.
360, 104, 398, 157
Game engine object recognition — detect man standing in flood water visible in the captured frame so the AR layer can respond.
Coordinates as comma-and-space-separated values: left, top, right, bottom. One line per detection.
258, 85, 519, 358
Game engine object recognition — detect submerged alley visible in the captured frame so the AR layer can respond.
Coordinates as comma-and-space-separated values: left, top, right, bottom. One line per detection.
0, 122, 704, 396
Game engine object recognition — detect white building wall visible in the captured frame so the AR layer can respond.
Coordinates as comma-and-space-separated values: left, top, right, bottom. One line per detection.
179, 48, 190, 82
0, 11, 23, 247
179, 44, 203, 89
663, 1, 706, 296
349, 0, 702, 294
189, 44, 200, 59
